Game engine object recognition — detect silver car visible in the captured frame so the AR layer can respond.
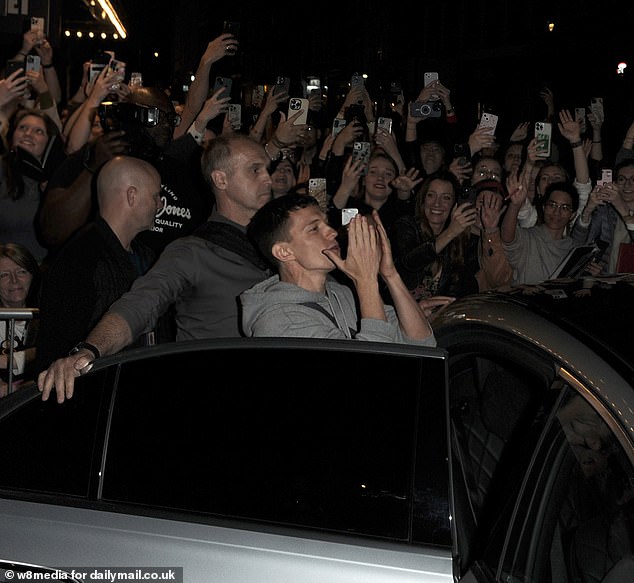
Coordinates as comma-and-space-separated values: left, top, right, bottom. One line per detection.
1, 275, 633, 582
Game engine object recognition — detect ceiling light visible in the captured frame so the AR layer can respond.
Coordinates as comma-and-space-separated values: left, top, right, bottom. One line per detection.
96, 0, 127, 38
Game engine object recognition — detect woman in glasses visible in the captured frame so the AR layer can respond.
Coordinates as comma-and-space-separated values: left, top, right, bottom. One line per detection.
0, 242, 40, 397
501, 179, 588, 284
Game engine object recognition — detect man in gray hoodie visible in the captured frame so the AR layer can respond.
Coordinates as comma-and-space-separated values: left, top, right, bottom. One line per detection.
241, 193, 436, 346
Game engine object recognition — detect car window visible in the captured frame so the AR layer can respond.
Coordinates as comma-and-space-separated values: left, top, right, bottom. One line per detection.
0, 370, 109, 496
448, 352, 555, 572
101, 345, 451, 545
488, 385, 634, 583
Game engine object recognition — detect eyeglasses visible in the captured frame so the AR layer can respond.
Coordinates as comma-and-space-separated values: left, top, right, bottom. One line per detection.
545, 201, 574, 213
476, 168, 501, 181
616, 175, 634, 185
0, 268, 29, 281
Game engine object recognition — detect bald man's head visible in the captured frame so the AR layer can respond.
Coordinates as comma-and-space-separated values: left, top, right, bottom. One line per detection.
97, 156, 160, 209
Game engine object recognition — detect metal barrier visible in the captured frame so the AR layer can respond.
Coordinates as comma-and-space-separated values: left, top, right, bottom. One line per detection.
1, 308, 39, 395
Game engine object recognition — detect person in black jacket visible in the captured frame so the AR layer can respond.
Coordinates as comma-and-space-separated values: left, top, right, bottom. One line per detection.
35, 155, 164, 371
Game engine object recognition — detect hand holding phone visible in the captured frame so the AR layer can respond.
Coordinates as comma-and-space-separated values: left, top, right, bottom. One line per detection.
288, 97, 309, 125
480, 113, 498, 135
535, 121, 552, 158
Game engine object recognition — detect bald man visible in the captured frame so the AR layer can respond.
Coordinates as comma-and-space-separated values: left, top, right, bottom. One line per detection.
39, 85, 214, 256
34, 155, 165, 371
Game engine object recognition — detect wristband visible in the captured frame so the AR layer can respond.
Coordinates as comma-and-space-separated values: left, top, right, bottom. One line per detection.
570, 140, 583, 149
18, 51, 28, 57
592, 140, 601, 144
69, 341, 100, 360
42, 62, 54, 69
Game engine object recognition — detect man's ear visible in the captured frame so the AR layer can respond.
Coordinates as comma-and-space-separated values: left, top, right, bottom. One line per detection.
126, 186, 136, 207
210, 169, 227, 190
272, 242, 294, 264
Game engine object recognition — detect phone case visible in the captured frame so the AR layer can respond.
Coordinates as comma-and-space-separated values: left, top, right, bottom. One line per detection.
597, 169, 613, 186
341, 208, 359, 225
480, 113, 498, 134
332, 118, 347, 137
352, 141, 371, 175
222, 21, 240, 38
308, 178, 328, 211
350, 73, 364, 88
227, 104, 241, 130
5, 59, 25, 78
377, 117, 393, 134
273, 76, 290, 96
424, 72, 439, 86
590, 97, 604, 119
535, 122, 552, 157
25, 55, 40, 72
30, 16, 44, 44
213, 77, 232, 99
287, 97, 309, 125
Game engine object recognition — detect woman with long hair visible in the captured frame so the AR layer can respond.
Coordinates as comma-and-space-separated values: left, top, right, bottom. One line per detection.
390, 171, 480, 300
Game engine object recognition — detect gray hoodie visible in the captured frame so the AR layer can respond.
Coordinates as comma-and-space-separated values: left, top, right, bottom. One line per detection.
240, 274, 436, 347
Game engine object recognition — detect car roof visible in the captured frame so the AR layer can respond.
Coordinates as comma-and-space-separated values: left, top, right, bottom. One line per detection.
437, 275, 634, 370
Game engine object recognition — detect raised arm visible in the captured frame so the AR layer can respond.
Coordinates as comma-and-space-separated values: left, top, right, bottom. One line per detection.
174, 34, 237, 139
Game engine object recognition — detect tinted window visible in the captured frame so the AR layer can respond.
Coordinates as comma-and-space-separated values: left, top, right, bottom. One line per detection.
102, 345, 450, 544
0, 370, 109, 496
494, 386, 634, 583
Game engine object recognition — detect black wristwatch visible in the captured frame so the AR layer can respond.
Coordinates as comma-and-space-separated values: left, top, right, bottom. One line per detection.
69, 341, 100, 360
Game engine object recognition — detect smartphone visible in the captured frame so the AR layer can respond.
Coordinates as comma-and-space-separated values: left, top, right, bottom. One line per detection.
535, 121, 552, 158
597, 168, 613, 186
227, 103, 242, 130
332, 118, 347, 138
5, 59, 25, 79
377, 116, 393, 134
273, 76, 290, 96
25, 54, 40, 73
308, 178, 328, 210
222, 20, 240, 38
30, 16, 45, 45
424, 72, 439, 86
352, 141, 372, 175
222, 21, 240, 54
109, 59, 126, 81
287, 97, 309, 125
590, 97, 604, 121
480, 112, 499, 135
129, 72, 143, 87
305, 76, 320, 95
341, 208, 359, 226
213, 76, 232, 99
89, 50, 111, 83
350, 73, 364, 88
89, 63, 106, 83
424, 71, 439, 100
575, 107, 587, 134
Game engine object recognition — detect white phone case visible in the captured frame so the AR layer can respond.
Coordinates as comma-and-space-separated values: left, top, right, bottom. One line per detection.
287, 98, 309, 125
480, 113, 498, 135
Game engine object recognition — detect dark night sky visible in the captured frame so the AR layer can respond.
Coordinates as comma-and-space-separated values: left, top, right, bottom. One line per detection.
22, 1, 634, 156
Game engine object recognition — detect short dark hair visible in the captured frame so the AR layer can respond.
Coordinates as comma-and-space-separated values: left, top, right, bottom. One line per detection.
542, 181, 580, 212
613, 158, 634, 177
247, 193, 320, 265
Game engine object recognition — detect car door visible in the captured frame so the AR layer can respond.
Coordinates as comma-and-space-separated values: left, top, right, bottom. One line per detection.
0, 338, 455, 583
440, 328, 634, 583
